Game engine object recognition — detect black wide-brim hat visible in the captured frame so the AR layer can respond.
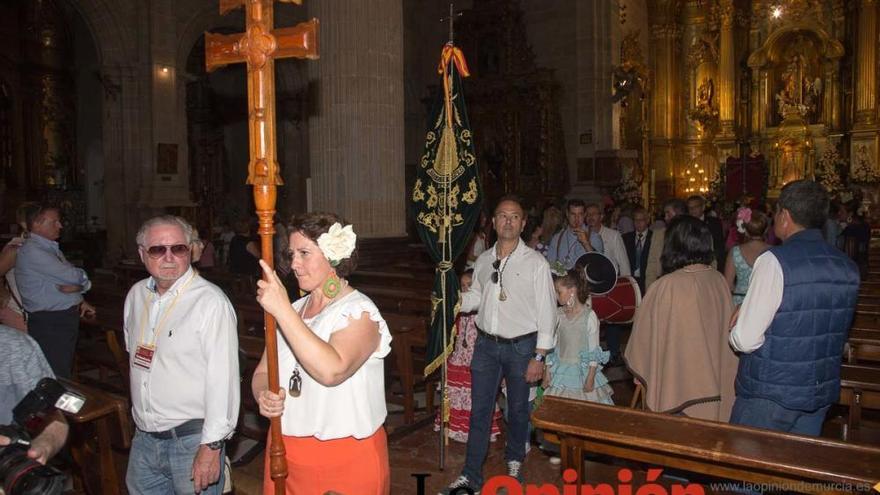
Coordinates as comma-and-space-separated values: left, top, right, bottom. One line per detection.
574, 252, 618, 295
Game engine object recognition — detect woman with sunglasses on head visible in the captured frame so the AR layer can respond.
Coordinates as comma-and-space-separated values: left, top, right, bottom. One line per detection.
252, 212, 391, 495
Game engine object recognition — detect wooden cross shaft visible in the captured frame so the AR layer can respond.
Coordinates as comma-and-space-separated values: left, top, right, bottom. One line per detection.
204, 1, 318, 493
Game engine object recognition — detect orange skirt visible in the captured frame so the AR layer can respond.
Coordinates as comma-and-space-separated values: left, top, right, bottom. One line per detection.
262, 428, 390, 495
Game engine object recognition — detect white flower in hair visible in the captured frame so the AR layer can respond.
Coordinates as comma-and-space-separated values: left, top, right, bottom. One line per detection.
317, 223, 357, 266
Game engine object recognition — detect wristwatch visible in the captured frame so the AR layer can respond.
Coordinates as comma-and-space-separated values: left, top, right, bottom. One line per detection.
204, 440, 224, 451
533, 353, 546, 363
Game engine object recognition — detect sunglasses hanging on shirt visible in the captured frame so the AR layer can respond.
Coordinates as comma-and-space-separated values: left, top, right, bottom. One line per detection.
492, 258, 509, 301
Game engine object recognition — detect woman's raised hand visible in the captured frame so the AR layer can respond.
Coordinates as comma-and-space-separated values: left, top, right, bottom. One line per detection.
256, 388, 286, 418
256, 259, 291, 318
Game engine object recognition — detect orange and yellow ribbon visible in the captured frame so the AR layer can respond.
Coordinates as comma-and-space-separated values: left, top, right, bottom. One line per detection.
437, 43, 471, 128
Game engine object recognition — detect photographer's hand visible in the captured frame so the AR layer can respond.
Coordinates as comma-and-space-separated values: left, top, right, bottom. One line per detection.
26, 415, 68, 465
0, 435, 9, 447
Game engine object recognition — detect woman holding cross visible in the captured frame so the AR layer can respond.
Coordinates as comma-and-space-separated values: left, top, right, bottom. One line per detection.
252, 212, 392, 495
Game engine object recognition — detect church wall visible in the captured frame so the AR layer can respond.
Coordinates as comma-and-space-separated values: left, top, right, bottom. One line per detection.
0, 3, 27, 209
521, 0, 578, 194
73, 8, 104, 230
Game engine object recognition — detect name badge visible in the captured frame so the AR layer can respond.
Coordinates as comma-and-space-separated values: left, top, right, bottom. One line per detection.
133, 344, 156, 371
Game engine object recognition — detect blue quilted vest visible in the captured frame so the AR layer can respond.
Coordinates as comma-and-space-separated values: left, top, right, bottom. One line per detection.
734, 229, 859, 411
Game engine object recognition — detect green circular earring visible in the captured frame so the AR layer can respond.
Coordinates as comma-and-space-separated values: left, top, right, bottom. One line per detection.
322, 275, 341, 298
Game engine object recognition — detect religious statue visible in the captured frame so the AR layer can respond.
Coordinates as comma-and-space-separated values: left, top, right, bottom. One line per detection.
688, 77, 719, 135
775, 43, 821, 120
697, 78, 714, 110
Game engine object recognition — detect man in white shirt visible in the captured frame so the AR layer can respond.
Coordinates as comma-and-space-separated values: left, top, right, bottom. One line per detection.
124, 216, 239, 494
442, 196, 557, 494
585, 203, 630, 277
729, 181, 859, 436
585, 203, 631, 365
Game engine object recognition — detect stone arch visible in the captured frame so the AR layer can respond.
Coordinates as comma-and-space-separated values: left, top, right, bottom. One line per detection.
178, 6, 240, 75
64, 0, 134, 66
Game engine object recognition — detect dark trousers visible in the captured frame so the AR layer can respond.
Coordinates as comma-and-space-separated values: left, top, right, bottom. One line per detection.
27, 306, 80, 379
462, 332, 536, 488
730, 396, 830, 436
604, 323, 625, 358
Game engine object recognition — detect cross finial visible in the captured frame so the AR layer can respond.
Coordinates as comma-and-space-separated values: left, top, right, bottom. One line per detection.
441, 3, 463, 45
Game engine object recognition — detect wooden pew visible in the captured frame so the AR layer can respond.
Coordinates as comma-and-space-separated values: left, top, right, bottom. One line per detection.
383, 313, 437, 425
60, 378, 131, 495
236, 334, 269, 441
357, 285, 431, 316
839, 364, 880, 441
846, 329, 880, 364
348, 269, 434, 291
76, 308, 129, 393
533, 396, 880, 493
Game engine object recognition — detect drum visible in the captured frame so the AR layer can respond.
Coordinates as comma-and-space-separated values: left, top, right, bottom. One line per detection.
574, 252, 618, 295
591, 276, 642, 324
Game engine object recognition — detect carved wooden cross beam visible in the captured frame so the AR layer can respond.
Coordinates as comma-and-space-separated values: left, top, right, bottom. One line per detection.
205, 2, 318, 493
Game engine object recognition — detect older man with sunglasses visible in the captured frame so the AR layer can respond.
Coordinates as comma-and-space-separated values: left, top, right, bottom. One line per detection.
124, 215, 239, 495
14, 203, 95, 378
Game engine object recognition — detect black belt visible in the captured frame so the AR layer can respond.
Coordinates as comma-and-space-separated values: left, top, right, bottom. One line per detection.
477, 328, 537, 344
139, 418, 203, 439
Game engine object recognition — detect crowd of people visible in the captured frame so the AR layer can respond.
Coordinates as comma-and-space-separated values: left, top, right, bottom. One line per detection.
439, 180, 861, 494
0, 178, 864, 495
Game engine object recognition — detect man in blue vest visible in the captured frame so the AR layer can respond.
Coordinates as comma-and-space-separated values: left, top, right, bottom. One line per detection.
729, 180, 859, 435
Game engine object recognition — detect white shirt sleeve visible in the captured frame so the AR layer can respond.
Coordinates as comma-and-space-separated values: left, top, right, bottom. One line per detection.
612, 234, 631, 277
729, 251, 784, 353
534, 261, 558, 350
200, 298, 241, 443
602, 229, 631, 277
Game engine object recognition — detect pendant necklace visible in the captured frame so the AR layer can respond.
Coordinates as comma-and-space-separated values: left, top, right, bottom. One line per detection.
496, 244, 515, 301
288, 286, 348, 398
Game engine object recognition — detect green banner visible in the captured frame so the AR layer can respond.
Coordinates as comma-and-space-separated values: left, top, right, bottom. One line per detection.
411, 44, 482, 376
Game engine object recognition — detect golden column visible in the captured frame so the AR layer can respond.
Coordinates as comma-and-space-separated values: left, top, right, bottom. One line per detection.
718, 0, 736, 137
855, 0, 878, 127
649, 21, 681, 199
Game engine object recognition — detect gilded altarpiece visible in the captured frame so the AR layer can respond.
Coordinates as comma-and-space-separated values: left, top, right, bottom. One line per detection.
647, 0, 873, 203
747, 1, 844, 197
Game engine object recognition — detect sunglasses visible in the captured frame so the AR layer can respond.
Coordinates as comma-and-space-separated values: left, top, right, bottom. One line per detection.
491, 259, 501, 284
145, 244, 190, 259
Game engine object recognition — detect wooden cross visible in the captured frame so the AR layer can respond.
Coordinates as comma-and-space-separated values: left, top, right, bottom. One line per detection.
205, 2, 318, 493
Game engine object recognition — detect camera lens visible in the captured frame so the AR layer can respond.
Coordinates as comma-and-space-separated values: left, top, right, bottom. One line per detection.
0, 445, 64, 495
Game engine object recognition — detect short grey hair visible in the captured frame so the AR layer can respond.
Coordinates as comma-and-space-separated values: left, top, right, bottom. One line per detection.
136, 215, 195, 247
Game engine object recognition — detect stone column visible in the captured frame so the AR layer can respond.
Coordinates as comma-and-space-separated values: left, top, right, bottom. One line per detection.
101, 65, 144, 262
855, 0, 877, 127
718, 0, 736, 137
307, 0, 405, 237
137, 0, 194, 210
